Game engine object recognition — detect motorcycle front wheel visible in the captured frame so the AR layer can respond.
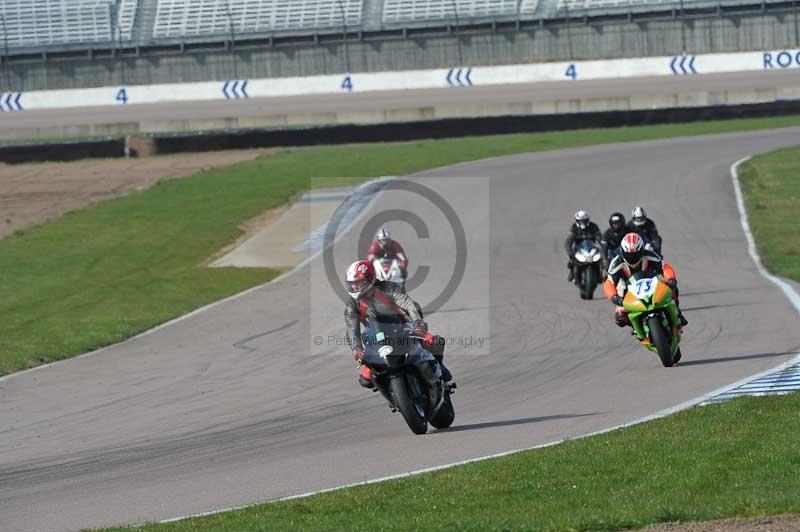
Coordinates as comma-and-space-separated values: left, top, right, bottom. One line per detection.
429, 395, 455, 429
648, 315, 674, 367
390, 375, 428, 435
582, 266, 597, 300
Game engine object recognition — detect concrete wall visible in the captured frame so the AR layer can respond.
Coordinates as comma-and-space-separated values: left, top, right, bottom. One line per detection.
3, 11, 800, 91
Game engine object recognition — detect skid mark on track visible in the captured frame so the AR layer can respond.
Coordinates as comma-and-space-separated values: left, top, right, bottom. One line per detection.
232, 321, 299, 352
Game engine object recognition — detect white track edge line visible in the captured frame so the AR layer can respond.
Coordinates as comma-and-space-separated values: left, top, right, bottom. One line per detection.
731, 156, 800, 315
154, 155, 800, 526
157, 351, 800, 525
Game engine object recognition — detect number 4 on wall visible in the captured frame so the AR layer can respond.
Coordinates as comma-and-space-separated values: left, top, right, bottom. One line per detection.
116, 88, 128, 104
341, 76, 353, 92
565, 64, 577, 80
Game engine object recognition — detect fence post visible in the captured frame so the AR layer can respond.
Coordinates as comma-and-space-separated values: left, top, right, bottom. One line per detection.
110, 0, 127, 86
0, 15, 8, 92
450, 0, 464, 66
565, 3, 574, 60
679, 0, 687, 54
225, 0, 239, 80
336, 0, 351, 74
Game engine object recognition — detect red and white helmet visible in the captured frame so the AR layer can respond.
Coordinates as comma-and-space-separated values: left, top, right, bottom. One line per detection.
345, 260, 376, 300
620, 233, 644, 267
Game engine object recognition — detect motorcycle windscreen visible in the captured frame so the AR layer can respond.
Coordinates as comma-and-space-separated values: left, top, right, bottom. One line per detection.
361, 319, 412, 368
574, 239, 601, 263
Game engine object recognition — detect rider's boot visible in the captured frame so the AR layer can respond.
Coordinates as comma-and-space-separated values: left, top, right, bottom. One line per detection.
425, 334, 452, 382
674, 299, 689, 326
567, 262, 574, 282
358, 366, 375, 389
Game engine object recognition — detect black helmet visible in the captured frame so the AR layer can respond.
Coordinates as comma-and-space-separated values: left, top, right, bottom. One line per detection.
609, 212, 626, 233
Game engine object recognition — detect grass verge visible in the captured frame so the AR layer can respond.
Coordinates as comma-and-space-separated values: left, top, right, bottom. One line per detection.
95, 392, 800, 531
4, 114, 800, 375
739, 147, 800, 283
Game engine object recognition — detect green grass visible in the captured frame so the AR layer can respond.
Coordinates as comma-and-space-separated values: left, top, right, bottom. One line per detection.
95, 392, 800, 532
739, 147, 800, 283
4, 114, 800, 375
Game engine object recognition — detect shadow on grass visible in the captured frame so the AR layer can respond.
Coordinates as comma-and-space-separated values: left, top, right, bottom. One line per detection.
437, 412, 603, 433
678, 351, 797, 367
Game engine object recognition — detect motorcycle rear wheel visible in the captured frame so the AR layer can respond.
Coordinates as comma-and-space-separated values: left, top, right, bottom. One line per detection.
390, 375, 428, 435
648, 315, 674, 367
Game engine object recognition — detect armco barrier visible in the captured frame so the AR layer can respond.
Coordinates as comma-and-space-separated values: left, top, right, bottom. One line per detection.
3, 100, 800, 164
144, 100, 800, 156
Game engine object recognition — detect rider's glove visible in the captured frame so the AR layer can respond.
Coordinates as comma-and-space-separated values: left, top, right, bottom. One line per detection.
412, 320, 428, 337
611, 295, 624, 307
352, 348, 364, 364
665, 278, 677, 290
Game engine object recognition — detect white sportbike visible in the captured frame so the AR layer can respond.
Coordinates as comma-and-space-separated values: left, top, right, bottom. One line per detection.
374, 258, 405, 291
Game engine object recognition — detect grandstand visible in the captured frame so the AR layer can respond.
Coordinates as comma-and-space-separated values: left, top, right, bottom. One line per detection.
0, 0, 794, 92
152, 0, 364, 39
3, 0, 766, 53
382, 0, 541, 24
0, 0, 134, 48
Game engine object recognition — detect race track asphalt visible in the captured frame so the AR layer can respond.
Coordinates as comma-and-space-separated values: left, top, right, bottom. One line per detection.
1, 69, 800, 131
2, 128, 800, 531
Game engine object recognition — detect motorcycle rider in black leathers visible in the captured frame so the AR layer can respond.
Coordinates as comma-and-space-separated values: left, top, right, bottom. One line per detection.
344, 260, 450, 389
625, 206, 663, 254
601, 212, 627, 261
565, 210, 603, 282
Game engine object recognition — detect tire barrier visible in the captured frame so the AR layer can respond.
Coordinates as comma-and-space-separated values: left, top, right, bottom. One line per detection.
142, 99, 800, 156
0, 137, 126, 164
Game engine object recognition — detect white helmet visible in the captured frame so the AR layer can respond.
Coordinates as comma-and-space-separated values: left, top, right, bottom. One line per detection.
631, 206, 647, 227
376, 227, 392, 249
574, 210, 590, 230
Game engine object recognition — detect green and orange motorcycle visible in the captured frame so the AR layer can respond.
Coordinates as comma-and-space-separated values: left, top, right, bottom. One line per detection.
622, 271, 683, 367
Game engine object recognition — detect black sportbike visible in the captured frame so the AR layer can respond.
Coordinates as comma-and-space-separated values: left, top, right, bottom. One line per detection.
361, 319, 455, 434
572, 239, 604, 299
